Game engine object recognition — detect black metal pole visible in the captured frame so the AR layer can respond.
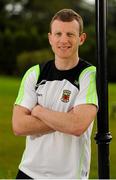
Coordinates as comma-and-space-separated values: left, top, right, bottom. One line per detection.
95, 0, 112, 179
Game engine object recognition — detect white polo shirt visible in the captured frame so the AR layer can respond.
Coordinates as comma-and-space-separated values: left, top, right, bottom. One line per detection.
15, 59, 98, 179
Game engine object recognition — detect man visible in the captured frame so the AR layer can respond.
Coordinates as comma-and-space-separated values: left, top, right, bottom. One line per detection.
12, 9, 98, 179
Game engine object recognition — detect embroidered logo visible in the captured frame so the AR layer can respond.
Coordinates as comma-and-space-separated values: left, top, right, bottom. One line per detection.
61, 90, 71, 103
74, 80, 80, 89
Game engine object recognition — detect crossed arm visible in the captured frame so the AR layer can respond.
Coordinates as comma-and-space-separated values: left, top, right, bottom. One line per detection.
12, 105, 54, 136
12, 104, 97, 136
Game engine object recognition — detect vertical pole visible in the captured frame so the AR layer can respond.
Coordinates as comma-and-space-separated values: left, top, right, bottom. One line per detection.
95, 0, 112, 179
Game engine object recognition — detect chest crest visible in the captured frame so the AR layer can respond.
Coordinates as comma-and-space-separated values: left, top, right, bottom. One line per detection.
61, 90, 71, 103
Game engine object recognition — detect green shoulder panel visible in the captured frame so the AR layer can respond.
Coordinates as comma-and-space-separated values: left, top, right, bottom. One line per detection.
79, 66, 98, 105
15, 65, 40, 104
79, 66, 96, 81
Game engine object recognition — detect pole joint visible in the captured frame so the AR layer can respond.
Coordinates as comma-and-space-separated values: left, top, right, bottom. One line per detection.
95, 132, 112, 144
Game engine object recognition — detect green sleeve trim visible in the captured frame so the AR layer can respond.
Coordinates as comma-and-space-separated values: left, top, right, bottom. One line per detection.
79, 66, 98, 105
79, 66, 96, 81
86, 71, 97, 104
15, 65, 40, 105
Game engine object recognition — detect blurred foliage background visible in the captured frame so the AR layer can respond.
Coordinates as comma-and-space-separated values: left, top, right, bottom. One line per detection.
0, 0, 116, 178
0, 0, 116, 81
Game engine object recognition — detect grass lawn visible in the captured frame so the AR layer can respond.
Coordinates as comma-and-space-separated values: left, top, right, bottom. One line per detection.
0, 76, 116, 179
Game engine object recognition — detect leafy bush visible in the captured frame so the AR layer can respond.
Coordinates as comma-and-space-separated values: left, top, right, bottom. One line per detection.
16, 49, 54, 75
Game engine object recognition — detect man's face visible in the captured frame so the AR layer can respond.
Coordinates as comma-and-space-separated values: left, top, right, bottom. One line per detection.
48, 19, 85, 60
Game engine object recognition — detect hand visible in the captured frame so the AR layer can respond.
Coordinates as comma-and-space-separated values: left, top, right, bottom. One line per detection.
31, 105, 43, 119
31, 105, 56, 135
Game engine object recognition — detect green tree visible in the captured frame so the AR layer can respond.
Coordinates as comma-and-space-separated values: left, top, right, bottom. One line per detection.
0, 0, 115, 81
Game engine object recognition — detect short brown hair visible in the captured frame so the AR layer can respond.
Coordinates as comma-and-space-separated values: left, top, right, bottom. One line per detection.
50, 9, 84, 34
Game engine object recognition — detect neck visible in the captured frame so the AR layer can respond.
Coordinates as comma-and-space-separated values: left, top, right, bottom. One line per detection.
55, 56, 79, 70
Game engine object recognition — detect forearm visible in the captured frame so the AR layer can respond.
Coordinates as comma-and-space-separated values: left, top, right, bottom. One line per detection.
32, 105, 75, 135
32, 105, 97, 136
39, 110, 74, 134
12, 105, 54, 136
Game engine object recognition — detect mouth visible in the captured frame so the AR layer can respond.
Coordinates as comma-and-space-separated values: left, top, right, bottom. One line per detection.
58, 46, 71, 50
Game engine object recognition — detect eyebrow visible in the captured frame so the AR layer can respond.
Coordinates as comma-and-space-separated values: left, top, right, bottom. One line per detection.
53, 30, 77, 34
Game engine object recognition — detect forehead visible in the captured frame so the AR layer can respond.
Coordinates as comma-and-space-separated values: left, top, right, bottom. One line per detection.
51, 19, 80, 33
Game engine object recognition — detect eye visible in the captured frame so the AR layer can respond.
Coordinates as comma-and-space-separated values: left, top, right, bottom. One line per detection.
67, 33, 74, 37
55, 32, 62, 37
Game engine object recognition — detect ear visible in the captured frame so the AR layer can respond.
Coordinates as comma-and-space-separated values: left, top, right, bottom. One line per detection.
48, 32, 52, 45
79, 33, 87, 46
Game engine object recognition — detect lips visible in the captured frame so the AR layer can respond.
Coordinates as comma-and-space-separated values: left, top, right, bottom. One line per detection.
58, 46, 71, 50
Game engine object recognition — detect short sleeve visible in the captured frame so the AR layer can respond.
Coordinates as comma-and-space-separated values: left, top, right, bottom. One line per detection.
74, 66, 98, 107
15, 65, 40, 110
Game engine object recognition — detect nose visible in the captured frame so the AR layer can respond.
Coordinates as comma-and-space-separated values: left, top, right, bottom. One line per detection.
60, 34, 68, 43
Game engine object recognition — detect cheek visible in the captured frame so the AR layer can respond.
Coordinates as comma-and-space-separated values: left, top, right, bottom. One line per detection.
48, 35, 54, 46
75, 38, 81, 46
73, 39, 79, 47
50, 38, 58, 48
